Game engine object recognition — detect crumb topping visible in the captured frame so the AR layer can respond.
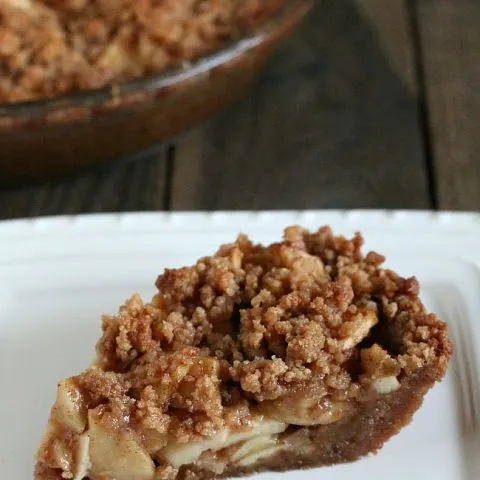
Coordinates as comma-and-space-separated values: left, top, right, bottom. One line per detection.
63, 226, 451, 446
0, 0, 285, 103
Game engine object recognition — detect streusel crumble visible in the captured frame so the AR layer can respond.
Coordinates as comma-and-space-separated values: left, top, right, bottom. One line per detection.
35, 226, 452, 480
0, 0, 285, 103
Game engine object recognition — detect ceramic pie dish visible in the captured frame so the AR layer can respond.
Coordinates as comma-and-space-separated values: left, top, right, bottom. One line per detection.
0, 0, 313, 186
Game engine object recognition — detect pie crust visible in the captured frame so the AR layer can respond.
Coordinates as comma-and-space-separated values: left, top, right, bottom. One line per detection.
34, 226, 452, 480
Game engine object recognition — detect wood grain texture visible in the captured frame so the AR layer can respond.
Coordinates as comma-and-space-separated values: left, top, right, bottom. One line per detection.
0, 148, 168, 220
413, 0, 480, 211
357, 0, 418, 94
171, 0, 430, 211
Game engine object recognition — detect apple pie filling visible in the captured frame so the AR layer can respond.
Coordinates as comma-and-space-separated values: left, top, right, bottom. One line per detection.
35, 226, 451, 480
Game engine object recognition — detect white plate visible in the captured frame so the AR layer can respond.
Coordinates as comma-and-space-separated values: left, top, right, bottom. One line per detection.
0, 211, 479, 480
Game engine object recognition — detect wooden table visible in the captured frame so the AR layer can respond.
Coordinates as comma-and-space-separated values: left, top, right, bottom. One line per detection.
1, 0, 479, 219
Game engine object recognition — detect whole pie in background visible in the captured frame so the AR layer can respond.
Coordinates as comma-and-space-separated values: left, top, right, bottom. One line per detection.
34, 226, 452, 480
0, 0, 285, 103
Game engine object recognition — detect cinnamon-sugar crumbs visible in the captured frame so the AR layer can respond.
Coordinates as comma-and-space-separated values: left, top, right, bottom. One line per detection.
360, 344, 401, 379
155, 465, 179, 480
0, 0, 286, 103
68, 226, 452, 443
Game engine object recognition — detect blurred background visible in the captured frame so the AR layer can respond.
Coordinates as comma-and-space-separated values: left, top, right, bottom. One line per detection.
0, 0, 479, 218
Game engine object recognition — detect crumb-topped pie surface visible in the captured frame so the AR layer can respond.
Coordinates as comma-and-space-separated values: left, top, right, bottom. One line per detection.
0, 0, 285, 103
35, 226, 452, 480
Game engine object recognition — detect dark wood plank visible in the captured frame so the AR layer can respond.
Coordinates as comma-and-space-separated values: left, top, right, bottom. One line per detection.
0, 149, 168, 220
357, 0, 417, 93
413, 0, 480, 211
171, 0, 430, 210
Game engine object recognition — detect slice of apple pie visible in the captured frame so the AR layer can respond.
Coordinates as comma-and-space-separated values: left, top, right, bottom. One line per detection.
35, 226, 452, 480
